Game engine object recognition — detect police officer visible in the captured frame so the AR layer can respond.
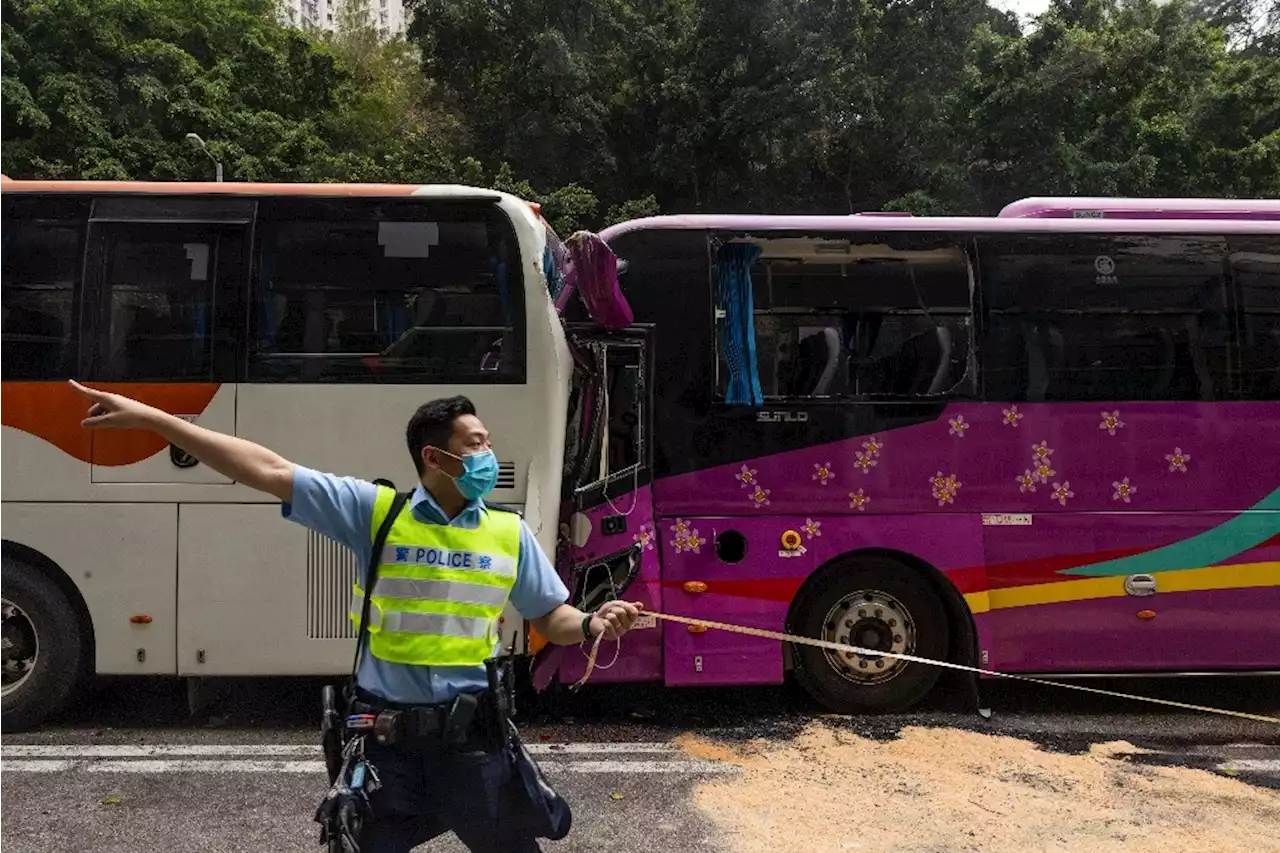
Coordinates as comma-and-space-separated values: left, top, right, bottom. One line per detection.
69, 382, 641, 852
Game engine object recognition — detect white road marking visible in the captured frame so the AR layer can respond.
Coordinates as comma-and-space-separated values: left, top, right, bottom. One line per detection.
0, 760, 75, 773
0, 742, 729, 775
4, 745, 319, 758
2, 757, 729, 775
85, 760, 325, 774
2, 742, 680, 759
1219, 759, 1280, 773
547, 760, 732, 774
535, 743, 682, 755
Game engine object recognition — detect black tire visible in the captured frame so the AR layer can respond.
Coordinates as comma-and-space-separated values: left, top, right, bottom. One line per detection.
790, 555, 949, 714
1, 556, 89, 732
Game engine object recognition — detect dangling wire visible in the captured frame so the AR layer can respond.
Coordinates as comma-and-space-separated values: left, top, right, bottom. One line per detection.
599, 340, 645, 517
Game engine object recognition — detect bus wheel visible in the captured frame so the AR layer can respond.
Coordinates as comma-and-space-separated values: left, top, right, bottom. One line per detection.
1, 557, 88, 732
790, 556, 949, 714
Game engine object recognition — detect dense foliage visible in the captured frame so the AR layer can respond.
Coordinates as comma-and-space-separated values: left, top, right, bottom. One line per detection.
4, 0, 1278, 231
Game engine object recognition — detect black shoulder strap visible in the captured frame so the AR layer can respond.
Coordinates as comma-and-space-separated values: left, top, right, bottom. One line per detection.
483, 501, 523, 517
351, 490, 411, 679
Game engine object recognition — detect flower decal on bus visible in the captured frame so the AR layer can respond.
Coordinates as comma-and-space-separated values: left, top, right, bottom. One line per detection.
1099, 410, 1124, 436
634, 522, 656, 552
1112, 477, 1137, 503
854, 451, 877, 473
802, 518, 822, 539
812, 462, 835, 485
1166, 447, 1191, 473
862, 435, 883, 457
748, 485, 771, 507
1024, 440, 1058, 489
1051, 481, 1075, 506
1002, 405, 1024, 427
930, 472, 962, 506
670, 520, 706, 554
948, 415, 970, 438
848, 489, 871, 511
735, 464, 758, 488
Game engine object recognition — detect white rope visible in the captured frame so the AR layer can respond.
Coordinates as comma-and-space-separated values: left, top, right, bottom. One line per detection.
567, 602, 1280, 725
569, 603, 624, 691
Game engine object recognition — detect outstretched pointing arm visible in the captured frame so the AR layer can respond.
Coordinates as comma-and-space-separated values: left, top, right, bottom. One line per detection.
70, 380, 295, 502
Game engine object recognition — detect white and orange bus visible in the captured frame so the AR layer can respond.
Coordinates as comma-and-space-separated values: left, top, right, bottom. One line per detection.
1, 178, 572, 730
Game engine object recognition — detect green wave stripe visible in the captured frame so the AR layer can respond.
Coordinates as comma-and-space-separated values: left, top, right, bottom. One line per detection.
1059, 487, 1280, 578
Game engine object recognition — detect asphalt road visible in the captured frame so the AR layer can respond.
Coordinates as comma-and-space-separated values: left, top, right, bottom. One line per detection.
3, 675, 1278, 852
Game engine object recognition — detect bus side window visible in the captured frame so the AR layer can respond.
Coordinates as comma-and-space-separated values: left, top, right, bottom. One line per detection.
248, 199, 525, 384
93, 228, 220, 382
1232, 238, 1280, 401
1, 196, 89, 380
978, 235, 1231, 402
715, 238, 974, 402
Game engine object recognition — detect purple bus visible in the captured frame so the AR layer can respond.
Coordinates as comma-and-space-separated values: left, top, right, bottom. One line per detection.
533, 198, 1280, 714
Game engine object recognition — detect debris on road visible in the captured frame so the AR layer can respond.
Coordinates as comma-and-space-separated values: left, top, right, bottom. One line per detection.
677, 723, 1280, 853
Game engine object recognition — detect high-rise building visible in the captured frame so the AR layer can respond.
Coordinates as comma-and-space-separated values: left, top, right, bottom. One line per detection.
279, 0, 407, 37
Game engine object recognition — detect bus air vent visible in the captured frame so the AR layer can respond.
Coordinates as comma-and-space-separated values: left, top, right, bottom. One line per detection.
307, 531, 358, 640
497, 462, 516, 490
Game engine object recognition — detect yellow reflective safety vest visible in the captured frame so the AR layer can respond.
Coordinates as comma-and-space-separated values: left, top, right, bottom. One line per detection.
350, 486, 521, 666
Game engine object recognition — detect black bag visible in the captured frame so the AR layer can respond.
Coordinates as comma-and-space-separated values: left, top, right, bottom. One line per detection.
500, 720, 573, 841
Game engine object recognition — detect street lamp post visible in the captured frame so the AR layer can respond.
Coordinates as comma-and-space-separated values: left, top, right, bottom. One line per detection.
184, 133, 224, 182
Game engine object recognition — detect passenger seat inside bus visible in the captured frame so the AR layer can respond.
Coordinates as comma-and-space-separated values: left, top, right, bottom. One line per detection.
786, 328, 842, 396
1, 306, 64, 378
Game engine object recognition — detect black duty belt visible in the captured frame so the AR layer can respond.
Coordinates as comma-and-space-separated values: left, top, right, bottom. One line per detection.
348, 688, 493, 746
350, 699, 447, 739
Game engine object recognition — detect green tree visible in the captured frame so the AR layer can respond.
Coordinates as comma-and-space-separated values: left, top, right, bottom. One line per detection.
1, 0, 347, 180
959, 0, 1280, 209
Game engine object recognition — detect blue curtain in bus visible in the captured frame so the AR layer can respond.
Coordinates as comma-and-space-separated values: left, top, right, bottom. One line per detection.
717, 243, 763, 406
379, 289, 409, 347
543, 244, 565, 300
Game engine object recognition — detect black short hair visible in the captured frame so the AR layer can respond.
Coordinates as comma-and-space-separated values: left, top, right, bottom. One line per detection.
406, 395, 477, 475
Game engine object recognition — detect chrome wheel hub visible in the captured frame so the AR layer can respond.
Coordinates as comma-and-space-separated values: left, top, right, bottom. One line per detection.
821, 589, 916, 686
1, 599, 39, 697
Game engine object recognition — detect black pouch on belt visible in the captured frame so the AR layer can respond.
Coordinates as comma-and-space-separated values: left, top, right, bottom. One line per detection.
486, 656, 573, 840
444, 693, 479, 747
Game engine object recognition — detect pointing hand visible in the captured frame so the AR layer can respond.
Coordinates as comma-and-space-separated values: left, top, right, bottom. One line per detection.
69, 380, 158, 430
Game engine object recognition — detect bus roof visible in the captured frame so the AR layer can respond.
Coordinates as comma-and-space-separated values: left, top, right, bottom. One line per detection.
599, 213, 1280, 242
0, 176, 515, 203
998, 196, 1280, 219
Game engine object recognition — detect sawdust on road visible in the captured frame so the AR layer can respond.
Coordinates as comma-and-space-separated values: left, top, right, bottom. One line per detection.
676, 723, 1280, 853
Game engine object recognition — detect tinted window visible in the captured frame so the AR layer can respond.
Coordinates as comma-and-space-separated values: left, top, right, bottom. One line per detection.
249, 199, 524, 383
979, 235, 1232, 401
94, 225, 224, 381
1, 196, 89, 379
716, 236, 975, 400
1232, 237, 1280, 401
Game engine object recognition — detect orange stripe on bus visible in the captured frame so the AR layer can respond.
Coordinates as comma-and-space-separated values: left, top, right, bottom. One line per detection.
1, 382, 219, 466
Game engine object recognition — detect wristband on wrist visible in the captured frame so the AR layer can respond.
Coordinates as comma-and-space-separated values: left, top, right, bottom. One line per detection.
581, 614, 594, 640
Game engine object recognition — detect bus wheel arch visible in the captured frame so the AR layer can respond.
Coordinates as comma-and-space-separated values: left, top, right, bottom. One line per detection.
1, 541, 96, 732
785, 548, 978, 714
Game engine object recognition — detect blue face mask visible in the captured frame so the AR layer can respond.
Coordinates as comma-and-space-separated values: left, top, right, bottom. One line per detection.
437, 448, 500, 501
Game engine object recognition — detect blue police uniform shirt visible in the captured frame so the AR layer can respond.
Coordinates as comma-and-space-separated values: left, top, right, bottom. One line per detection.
282, 465, 570, 705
